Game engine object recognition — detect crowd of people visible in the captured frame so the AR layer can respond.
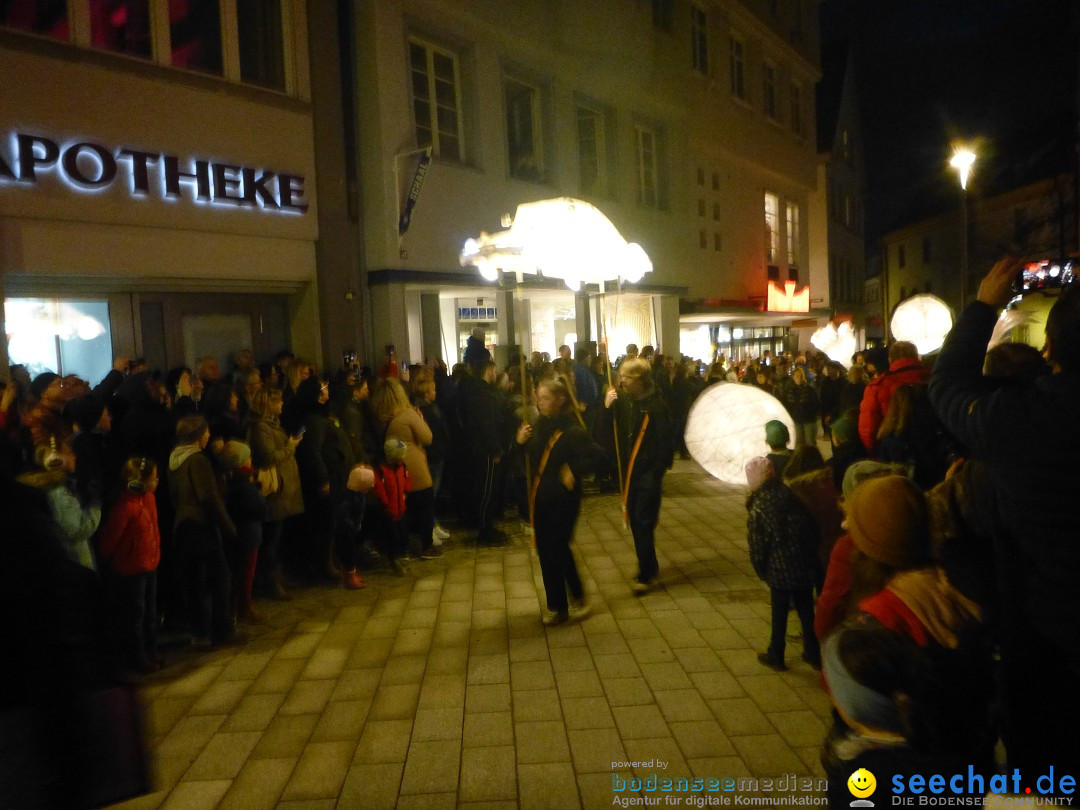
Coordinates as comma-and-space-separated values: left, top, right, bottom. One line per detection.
2, 258, 1077, 799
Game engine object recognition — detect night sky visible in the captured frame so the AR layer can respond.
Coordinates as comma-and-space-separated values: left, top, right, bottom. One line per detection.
820, 0, 1078, 245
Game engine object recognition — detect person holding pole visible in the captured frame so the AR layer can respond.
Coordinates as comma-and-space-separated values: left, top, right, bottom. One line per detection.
516, 376, 598, 624
602, 357, 675, 593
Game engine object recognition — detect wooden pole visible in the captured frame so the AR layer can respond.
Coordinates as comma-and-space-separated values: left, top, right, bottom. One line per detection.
516, 283, 535, 547
600, 281, 626, 526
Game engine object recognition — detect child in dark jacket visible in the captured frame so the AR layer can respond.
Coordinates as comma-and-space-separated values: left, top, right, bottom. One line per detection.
219, 440, 270, 622
745, 456, 822, 671
370, 438, 411, 575
97, 456, 162, 672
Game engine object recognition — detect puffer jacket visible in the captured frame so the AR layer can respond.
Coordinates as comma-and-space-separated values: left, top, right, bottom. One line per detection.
17, 468, 101, 570
97, 491, 161, 575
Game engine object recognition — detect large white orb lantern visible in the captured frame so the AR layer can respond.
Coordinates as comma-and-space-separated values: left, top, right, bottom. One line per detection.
684, 383, 796, 485
890, 294, 953, 355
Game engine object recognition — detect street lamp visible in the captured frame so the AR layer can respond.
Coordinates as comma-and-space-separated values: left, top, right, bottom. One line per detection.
949, 146, 977, 308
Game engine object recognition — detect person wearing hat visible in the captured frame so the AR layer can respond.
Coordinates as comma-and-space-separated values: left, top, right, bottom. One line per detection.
462, 327, 492, 372
764, 419, 792, 479
827, 413, 868, 491
168, 415, 240, 646
218, 440, 273, 619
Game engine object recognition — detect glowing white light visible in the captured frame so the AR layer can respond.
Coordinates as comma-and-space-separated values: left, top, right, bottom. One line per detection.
684, 383, 796, 485
890, 294, 953, 354
811, 321, 857, 367
949, 147, 976, 190
988, 307, 1038, 350
732, 328, 744, 339
459, 198, 652, 291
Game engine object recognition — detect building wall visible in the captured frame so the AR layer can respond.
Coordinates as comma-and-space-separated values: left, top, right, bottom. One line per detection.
352, 0, 819, 359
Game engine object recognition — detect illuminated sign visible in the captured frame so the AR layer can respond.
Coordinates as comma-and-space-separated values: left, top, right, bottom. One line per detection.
766, 280, 810, 313
0, 132, 307, 214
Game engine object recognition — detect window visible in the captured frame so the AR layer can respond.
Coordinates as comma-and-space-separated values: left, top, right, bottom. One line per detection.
714, 233, 722, 251
786, 201, 800, 267
576, 105, 605, 196
169, 0, 223, 75
764, 192, 779, 264
652, 0, 673, 32
0, 0, 68, 40
505, 78, 543, 181
4, 298, 113, 385
922, 236, 932, 263
729, 36, 746, 100
636, 126, 660, 208
898, 245, 907, 269
410, 38, 464, 161
763, 61, 777, 120
691, 4, 708, 76
711, 172, 719, 191
790, 80, 803, 137
237, 0, 284, 89
712, 202, 720, 221
89, 0, 151, 57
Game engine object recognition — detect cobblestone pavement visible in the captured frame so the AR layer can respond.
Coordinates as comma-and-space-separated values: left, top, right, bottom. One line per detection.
113, 459, 832, 810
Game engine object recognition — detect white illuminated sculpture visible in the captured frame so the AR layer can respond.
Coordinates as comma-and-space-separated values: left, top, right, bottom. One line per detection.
459, 197, 652, 291
810, 321, 857, 368
890, 294, 954, 355
684, 383, 796, 486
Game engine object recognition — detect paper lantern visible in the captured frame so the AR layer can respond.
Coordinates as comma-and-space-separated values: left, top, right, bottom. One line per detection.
890, 294, 953, 355
684, 383, 796, 485
811, 321, 856, 368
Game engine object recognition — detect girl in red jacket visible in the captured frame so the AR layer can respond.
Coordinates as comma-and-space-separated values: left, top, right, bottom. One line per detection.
98, 457, 162, 673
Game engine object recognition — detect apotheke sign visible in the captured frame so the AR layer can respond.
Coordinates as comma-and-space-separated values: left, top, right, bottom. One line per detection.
0, 132, 308, 214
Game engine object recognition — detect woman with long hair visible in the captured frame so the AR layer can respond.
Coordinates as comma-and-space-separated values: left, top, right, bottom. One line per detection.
515, 376, 598, 625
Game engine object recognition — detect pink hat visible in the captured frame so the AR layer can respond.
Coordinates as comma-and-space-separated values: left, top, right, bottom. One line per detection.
347, 464, 376, 493
745, 456, 775, 491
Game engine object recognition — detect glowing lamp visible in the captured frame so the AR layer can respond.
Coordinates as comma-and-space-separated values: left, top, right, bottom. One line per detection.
811, 321, 856, 367
684, 383, 796, 485
459, 197, 652, 290
766, 280, 810, 313
949, 147, 976, 190
890, 294, 953, 354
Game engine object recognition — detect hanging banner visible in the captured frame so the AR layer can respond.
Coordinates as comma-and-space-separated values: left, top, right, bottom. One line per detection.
397, 150, 431, 236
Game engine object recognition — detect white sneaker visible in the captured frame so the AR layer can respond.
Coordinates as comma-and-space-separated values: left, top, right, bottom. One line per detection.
431, 532, 443, 547
433, 524, 450, 540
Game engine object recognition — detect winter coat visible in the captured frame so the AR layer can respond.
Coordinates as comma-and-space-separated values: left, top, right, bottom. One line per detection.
819, 376, 848, 424
248, 416, 304, 521
463, 335, 492, 369
226, 472, 270, 551
858, 358, 930, 452
168, 444, 236, 539
783, 381, 821, 424
386, 407, 433, 491
295, 410, 331, 499
97, 491, 160, 575
523, 413, 600, 510
746, 479, 820, 590
372, 462, 411, 520
783, 467, 844, 568
602, 384, 675, 486
323, 415, 357, 496
17, 468, 101, 570
457, 376, 506, 457
418, 401, 450, 465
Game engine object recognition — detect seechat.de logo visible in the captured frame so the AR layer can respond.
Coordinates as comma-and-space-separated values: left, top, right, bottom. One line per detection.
848, 768, 877, 807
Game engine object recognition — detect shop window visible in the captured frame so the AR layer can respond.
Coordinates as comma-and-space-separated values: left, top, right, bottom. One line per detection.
410, 37, 464, 162
0, 0, 69, 40
89, 0, 151, 57
237, 0, 284, 90
4, 298, 113, 385
505, 77, 543, 182
169, 0, 223, 75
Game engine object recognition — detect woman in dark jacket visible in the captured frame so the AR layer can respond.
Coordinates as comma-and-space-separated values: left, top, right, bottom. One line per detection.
782, 366, 821, 449
515, 376, 599, 625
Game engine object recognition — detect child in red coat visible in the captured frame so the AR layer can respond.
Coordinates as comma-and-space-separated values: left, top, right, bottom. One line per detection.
370, 438, 411, 575
98, 457, 162, 672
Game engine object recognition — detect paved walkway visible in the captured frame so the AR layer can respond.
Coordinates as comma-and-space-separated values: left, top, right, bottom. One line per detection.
114, 459, 832, 810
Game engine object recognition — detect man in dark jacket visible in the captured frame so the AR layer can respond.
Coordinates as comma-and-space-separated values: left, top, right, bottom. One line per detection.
602, 358, 675, 591
929, 256, 1080, 780
463, 327, 492, 371
457, 360, 507, 543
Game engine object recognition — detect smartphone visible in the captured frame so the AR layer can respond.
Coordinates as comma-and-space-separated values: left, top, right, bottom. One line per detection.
296, 426, 307, 438
400, 360, 408, 372
1013, 259, 1076, 295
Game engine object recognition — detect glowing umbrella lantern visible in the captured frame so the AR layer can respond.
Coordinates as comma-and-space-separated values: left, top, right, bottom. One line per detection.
459, 198, 652, 290
684, 383, 796, 486
890, 294, 953, 355
811, 321, 857, 368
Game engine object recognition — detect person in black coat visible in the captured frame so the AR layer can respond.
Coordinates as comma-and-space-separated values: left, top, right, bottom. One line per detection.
600, 358, 675, 591
928, 257, 1080, 782
516, 377, 600, 625
457, 361, 508, 544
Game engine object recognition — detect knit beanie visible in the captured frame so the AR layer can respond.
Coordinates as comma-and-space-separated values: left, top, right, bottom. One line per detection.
830, 415, 857, 445
67, 394, 106, 431
841, 459, 907, 500
764, 419, 789, 449
384, 437, 407, 465
347, 464, 376, 493
745, 456, 775, 491
29, 372, 60, 400
218, 440, 252, 470
175, 415, 209, 445
845, 475, 929, 569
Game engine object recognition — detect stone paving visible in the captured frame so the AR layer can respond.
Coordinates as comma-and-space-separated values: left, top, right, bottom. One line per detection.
112, 459, 832, 810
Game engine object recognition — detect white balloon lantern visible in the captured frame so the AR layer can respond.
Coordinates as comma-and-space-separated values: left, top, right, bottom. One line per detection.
890, 294, 954, 355
810, 321, 857, 368
684, 383, 796, 486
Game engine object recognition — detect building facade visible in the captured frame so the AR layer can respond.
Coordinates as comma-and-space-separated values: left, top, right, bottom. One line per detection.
0, 1, 322, 384
351, 0, 821, 366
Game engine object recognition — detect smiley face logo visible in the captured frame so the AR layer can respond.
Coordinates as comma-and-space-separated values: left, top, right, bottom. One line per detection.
847, 768, 877, 799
